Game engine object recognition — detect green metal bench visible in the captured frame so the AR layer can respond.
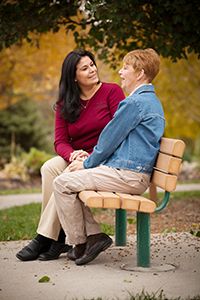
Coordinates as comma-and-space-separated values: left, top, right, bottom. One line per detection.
78, 137, 185, 269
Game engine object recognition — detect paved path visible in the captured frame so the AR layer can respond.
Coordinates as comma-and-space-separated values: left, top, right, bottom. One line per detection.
0, 183, 199, 210
0, 193, 42, 210
0, 233, 200, 300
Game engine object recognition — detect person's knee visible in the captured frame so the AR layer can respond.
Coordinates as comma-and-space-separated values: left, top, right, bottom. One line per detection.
53, 175, 61, 191
41, 156, 67, 178
53, 173, 77, 195
53, 174, 70, 194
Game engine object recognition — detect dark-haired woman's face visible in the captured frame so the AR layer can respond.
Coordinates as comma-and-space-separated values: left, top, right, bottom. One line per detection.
75, 56, 99, 88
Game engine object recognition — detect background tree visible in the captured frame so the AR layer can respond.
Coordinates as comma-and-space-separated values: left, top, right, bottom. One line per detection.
0, 0, 200, 66
0, 28, 75, 110
0, 0, 200, 164
156, 54, 200, 137
0, 98, 51, 163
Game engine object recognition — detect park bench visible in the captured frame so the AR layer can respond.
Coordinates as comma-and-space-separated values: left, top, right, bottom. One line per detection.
78, 137, 185, 270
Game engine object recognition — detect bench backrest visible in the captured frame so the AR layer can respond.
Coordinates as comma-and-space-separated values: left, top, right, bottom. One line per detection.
151, 137, 186, 192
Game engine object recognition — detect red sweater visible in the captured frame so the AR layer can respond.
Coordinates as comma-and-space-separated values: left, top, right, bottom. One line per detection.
54, 82, 125, 161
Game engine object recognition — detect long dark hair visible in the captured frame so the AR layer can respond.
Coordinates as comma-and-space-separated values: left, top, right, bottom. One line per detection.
55, 49, 97, 123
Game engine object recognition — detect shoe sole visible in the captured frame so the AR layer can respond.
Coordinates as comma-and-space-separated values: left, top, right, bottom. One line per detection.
15, 239, 50, 261
16, 253, 38, 261
38, 255, 60, 261
75, 238, 113, 266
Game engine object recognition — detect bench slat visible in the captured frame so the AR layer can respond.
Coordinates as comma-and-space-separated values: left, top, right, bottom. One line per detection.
160, 137, 185, 158
79, 191, 103, 208
139, 197, 156, 213
117, 193, 156, 213
155, 152, 182, 175
97, 192, 121, 208
151, 170, 177, 192
116, 193, 140, 211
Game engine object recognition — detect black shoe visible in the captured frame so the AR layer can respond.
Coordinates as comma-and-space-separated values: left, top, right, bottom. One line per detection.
67, 243, 86, 261
38, 241, 72, 261
16, 239, 50, 261
75, 233, 112, 266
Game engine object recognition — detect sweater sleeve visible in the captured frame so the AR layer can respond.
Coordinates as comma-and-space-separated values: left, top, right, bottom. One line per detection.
54, 107, 74, 161
83, 98, 141, 168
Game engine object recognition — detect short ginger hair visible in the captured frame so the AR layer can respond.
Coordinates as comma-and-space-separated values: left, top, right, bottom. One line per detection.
123, 48, 160, 82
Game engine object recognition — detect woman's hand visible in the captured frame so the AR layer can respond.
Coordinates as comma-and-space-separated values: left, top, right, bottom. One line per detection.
68, 160, 84, 172
69, 150, 89, 162
68, 150, 88, 172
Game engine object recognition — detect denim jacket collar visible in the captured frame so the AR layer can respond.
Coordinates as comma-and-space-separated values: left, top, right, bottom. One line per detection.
129, 83, 153, 96
132, 84, 155, 96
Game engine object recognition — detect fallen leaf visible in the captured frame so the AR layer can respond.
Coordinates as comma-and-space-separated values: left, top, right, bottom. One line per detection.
38, 276, 50, 283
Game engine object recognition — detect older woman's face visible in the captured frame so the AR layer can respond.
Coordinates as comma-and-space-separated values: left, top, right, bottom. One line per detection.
75, 56, 99, 88
118, 63, 139, 93
119, 61, 146, 94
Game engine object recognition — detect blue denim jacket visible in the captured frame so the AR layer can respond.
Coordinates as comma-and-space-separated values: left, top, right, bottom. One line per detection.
84, 84, 165, 175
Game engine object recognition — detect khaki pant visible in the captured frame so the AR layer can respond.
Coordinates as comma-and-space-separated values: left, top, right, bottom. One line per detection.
37, 156, 68, 240
37, 156, 101, 241
53, 165, 150, 245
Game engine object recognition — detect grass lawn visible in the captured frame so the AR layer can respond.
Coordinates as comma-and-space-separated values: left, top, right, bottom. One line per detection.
0, 203, 41, 241
0, 187, 41, 195
0, 203, 115, 241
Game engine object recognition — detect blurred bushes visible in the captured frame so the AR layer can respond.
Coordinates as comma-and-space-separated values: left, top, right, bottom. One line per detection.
2, 148, 53, 182
0, 97, 53, 166
2, 156, 29, 182
22, 148, 53, 176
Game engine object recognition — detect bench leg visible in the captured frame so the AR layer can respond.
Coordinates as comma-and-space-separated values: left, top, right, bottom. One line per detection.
137, 212, 150, 267
115, 209, 127, 246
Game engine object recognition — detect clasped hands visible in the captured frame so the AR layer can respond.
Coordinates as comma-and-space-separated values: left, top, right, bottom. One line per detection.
68, 150, 89, 172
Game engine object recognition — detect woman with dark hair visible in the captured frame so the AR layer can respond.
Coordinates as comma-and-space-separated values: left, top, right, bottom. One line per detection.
58, 49, 98, 123
16, 49, 125, 261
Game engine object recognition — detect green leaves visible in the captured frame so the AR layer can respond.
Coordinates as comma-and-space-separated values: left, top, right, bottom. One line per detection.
0, 0, 78, 49
0, 0, 200, 65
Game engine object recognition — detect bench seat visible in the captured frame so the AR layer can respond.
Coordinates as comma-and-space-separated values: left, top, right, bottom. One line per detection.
79, 191, 156, 212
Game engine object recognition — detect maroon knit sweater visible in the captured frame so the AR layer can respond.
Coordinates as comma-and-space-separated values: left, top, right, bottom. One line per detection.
54, 82, 125, 161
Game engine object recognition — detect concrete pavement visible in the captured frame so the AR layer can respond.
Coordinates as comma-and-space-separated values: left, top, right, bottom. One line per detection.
0, 193, 42, 210
0, 233, 200, 300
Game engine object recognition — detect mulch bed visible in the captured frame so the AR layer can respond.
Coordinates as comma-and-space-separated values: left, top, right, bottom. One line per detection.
95, 197, 200, 234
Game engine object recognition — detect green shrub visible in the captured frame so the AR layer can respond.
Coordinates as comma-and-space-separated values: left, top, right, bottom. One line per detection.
0, 97, 52, 165
22, 148, 53, 176
1, 148, 53, 181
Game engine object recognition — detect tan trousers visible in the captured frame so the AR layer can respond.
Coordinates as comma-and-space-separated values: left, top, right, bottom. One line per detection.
53, 165, 150, 245
37, 156, 101, 241
37, 156, 68, 240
